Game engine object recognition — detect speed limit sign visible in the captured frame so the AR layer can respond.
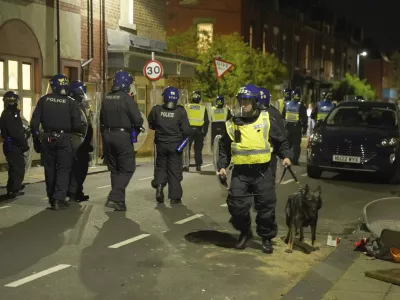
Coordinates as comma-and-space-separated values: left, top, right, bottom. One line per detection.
143, 60, 163, 81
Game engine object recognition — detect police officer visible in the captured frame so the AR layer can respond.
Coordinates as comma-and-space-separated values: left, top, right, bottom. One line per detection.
67, 81, 94, 202
185, 91, 209, 171
217, 84, 292, 254
258, 87, 288, 184
311, 90, 335, 123
278, 88, 292, 116
30, 74, 82, 210
100, 70, 143, 211
210, 95, 232, 147
282, 88, 307, 165
0, 91, 29, 198
148, 86, 192, 204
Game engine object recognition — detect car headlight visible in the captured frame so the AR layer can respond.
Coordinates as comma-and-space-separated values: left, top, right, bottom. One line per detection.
379, 138, 397, 147
309, 133, 323, 144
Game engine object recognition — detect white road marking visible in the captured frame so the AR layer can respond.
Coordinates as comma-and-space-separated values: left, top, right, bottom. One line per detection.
5, 264, 71, 288
108, 234, 151, 249
202, 163, 213, 168
138, 176, 153, 181
301, 173, 308, 177
42, 197, 48, 200
97, 185, 111, 189
0, 206, 10, 210
174, 214, 204, 224
282, 179, 294, 184
220, 203, 228, 207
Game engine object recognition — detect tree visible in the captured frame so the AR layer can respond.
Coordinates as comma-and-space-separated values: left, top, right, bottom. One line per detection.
333, 73, 376, 101
166, 29, 287, 103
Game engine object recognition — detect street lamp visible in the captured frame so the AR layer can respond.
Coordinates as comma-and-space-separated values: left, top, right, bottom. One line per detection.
357, 51, 367, 78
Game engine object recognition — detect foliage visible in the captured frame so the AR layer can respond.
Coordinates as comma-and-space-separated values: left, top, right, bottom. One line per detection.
166, 29, 287, 104
333, 73, 376, 101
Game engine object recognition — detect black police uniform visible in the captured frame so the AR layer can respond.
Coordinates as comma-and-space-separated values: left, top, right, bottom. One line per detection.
217, 110, 292, 244
0, 106, 29, 196
68, 102, 93, 202
189, 110, 210, 170
148, 104, 191, 202
282, 102, 307, 164
30, 93, 82, 208
100, 90, 143, 208
267, 105, 287, 184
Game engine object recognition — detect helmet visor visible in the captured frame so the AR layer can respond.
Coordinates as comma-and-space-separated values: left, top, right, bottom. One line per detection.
232, 96, 257, 118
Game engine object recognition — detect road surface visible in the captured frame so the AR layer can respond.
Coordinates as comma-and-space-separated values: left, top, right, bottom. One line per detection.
0, 157, 397, 300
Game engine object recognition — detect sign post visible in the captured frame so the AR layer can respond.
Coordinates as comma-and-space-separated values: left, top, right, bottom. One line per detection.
213, 58, 234, 95
143, 53, 164, 108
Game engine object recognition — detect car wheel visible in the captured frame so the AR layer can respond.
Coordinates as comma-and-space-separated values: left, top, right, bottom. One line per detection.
307, 165, 322, 179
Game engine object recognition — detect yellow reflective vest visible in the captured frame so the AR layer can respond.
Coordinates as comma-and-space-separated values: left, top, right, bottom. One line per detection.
225, 111, 272, 165
211, 107, 228, 122
185, 103, 206, 126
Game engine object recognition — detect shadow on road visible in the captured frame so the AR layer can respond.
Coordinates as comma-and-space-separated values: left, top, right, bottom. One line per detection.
80, 211, 164, 300
0, 203, 83, 281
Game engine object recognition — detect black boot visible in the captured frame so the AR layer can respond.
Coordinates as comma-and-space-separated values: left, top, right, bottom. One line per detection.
196, 165, 201, 172
170, 198, 182, 205
49, 199, 70, 211
262, 239, 274, 254
105, 199, 126, 211
156, 185, 164, 203
235, 230, 253, 250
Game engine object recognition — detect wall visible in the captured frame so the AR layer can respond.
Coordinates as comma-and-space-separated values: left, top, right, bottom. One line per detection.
135, 0, 166, 41
165, 0, 242, 35
364, 59, 382, 98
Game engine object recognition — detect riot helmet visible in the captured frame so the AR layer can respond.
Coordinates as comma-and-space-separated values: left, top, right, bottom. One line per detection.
3, 91, 19, 108
233, 84, 260, 119
162, 86, 179, 110
216, 95, 225, 108
283, 88, 292, 101
69, 80, 88, 103
191, 91, 202, 104
322, 90, 333, 102
49, 74, 69, 96
112, 70, 134, 94
292, 88, 302, 102
258, 87, 271, 110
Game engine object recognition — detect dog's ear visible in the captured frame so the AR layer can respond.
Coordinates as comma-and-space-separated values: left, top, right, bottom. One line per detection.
314, 185, 322, 198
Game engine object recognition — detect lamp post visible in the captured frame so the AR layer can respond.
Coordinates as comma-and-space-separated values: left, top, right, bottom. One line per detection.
357, 51, 367, 78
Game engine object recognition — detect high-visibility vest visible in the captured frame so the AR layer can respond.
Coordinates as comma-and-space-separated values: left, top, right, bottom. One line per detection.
317, 101, 334, 121
211, 107, 228, 122
285, 101, 300, 123
225, 111, 272, 165
278, 99, 284, 114
185, 103, 206, 126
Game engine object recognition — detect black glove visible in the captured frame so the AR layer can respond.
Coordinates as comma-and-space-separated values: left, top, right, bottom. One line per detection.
33, 137, 41, 153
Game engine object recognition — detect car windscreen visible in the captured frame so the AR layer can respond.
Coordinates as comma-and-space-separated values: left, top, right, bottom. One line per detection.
325, 106, 397, 128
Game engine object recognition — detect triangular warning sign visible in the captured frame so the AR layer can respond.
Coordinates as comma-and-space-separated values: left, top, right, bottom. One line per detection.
214, 58, 234, 78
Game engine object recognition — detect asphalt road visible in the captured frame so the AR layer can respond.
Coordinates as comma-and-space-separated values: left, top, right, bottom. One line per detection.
0, 156, 398, 300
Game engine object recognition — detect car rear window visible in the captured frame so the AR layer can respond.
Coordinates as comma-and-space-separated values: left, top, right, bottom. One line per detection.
326, 106, 397, 128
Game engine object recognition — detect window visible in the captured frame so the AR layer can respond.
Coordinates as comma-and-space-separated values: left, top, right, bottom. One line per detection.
249, 24, 254, 48
262, 26, 267, 54
135, 85, 146, 115
0, 56, 35, 118
119, 0, 136, 30
321, 46, 326, 69
305, 45, 309, 69
197, 23, 213, 51
63, 66, 79, 82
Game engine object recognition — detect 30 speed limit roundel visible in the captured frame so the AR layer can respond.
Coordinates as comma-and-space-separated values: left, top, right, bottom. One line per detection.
143, 60, 164, 81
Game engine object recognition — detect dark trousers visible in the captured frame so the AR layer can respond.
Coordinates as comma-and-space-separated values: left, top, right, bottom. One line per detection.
69, 145, 90, 196
286, 122, 302, 164
211, 122, 225, 147
270, 153, 278, 183
103, 131, 135, 203
227, 163, 277, 240
3, 144, 25, 193
189, 126, 204, 166
41, 133, 73, 201
153, 142, 183, 200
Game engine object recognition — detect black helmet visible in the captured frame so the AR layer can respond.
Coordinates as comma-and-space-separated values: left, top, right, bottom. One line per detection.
3, 91, 19, 108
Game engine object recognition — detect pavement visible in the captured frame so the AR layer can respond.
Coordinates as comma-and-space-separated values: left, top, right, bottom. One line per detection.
1, 151, 400, 299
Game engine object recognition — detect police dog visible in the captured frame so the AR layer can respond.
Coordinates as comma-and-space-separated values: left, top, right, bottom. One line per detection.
284, 184, 322, 253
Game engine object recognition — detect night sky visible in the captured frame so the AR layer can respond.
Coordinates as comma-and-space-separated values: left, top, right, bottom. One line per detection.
324, 0, 400, 51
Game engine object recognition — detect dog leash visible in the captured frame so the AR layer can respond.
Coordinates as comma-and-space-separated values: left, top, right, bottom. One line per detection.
275, 165, 300, 189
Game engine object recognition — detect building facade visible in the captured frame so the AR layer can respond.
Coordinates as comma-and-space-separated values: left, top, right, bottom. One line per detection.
165, 0, 363, 103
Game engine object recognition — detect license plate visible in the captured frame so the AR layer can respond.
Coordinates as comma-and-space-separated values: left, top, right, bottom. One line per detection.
332, 155, 361, 164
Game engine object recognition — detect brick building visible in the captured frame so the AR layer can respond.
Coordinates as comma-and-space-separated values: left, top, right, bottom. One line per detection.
165, 0, 363, 103
364, 54, 395, 100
